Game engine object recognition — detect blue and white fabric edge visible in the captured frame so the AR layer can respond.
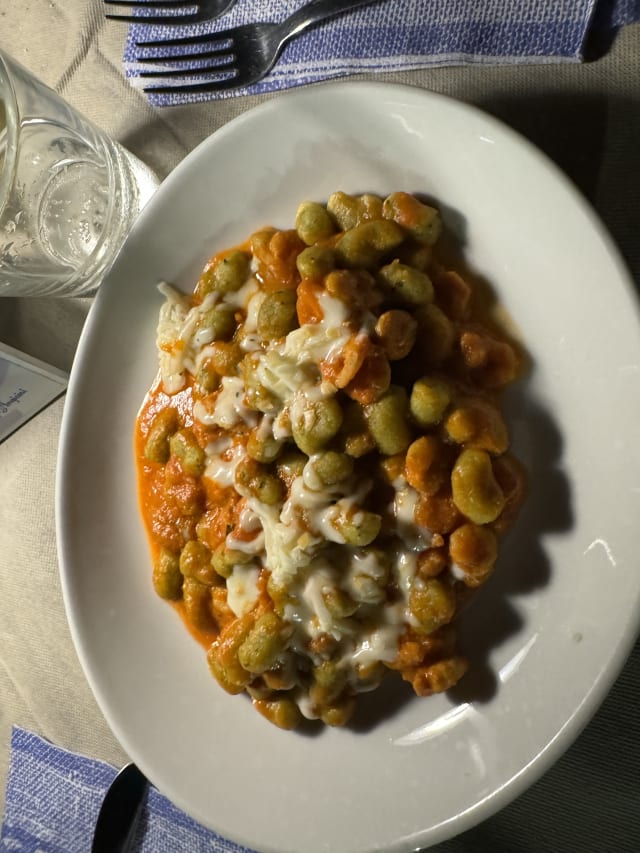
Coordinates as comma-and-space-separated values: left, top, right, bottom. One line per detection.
0, 727, 257, 853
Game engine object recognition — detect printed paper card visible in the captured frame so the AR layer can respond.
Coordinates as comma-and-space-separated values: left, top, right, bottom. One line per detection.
0, 342, 68, 442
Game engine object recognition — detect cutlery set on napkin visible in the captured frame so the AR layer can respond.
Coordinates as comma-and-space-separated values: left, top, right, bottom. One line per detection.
105, 0, 640, 106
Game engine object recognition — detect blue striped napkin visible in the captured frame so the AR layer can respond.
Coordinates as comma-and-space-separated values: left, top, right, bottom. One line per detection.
122, 0, 640, 107
0, 728, 255, 853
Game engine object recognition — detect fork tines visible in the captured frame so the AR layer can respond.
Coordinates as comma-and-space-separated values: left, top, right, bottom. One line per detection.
137, 49, 236, 95
135, 29, 224, 49
105, 0, 201, 25
142, 75, 239, 95
135, 30, 236, 93
138, 50, 234, 77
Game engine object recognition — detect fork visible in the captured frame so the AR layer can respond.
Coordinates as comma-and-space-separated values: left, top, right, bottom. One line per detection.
137, 0, 384, 95
104, 0, 237, 25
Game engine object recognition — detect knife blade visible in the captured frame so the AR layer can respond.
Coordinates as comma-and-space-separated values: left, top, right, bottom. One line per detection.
91, 762, 149, 853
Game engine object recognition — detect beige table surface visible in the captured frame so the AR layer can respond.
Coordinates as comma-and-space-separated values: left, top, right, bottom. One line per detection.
1, 3, 639, 851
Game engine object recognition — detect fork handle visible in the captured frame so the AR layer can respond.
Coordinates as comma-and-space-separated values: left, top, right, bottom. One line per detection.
283, 0, 382, 40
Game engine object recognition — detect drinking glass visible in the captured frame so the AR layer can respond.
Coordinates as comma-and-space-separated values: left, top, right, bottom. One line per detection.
0, 49, 158, 297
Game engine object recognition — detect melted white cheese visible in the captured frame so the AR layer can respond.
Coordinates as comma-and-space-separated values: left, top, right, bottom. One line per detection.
226, 563, 261, 617
156, 283, 191, 394
244, 289, 265, 333
239, 503, 262, 532
195, 376, 257, 430
224, 275, 258, 310
155, 267, 429, 701
254, 290, 352, 407
226, 530, 266, 555
204, 443, 245, 488
205, 436, 232, 456
301, 563, 335, 635
352, 624, 402, 666
393, 479, 434, 552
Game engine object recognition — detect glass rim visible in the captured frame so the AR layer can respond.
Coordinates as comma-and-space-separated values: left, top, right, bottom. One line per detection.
0, 51, 18, 217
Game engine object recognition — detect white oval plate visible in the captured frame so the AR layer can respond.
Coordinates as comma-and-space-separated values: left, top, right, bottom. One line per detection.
56, 82, 640, 853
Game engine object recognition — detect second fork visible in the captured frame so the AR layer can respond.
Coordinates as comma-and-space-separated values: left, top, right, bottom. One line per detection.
104, 0, 237, 25
136, 0, 385, 96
